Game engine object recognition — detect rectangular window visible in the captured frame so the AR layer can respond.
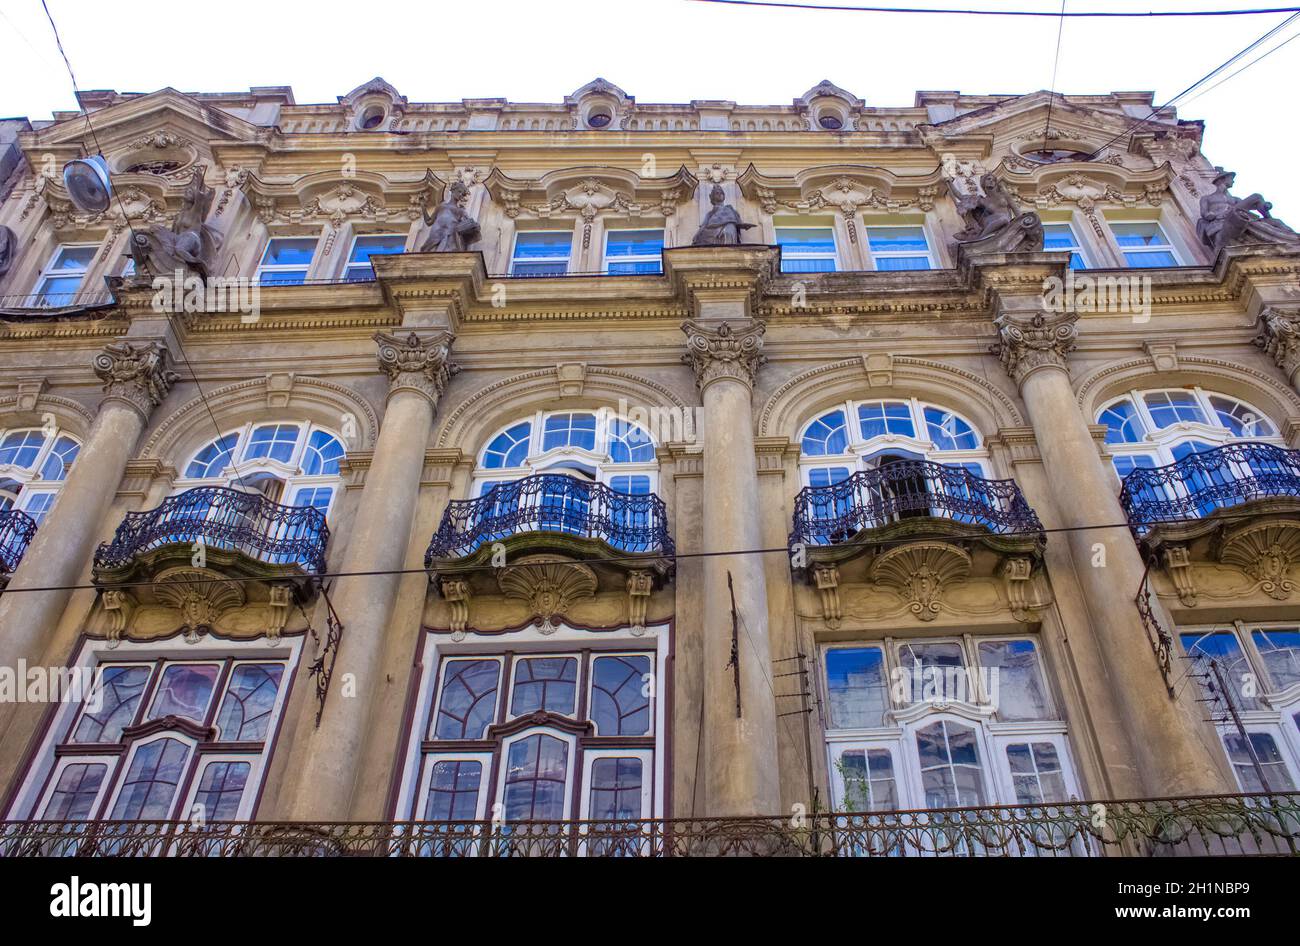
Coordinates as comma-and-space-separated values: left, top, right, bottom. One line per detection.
256, 236, 317, 285
603, 229, 664, 275
1043, 223, 1087, 269
1224, 732, 1297, 792
35, 244, 97, 306
866, 225, 933, 271
825, 647, 889, 729
776, 226, 837, 273
1110, 221, 1179, 268
837, 747, 899, 811
1250, 629, 1300, 692
345, 234, 406, 281
511, 231, 571, 276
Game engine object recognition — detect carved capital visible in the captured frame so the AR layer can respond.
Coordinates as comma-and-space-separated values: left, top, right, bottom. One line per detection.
1255, 306, 1300, 381
374, 331, 459, 405
680, 319, 766, 391
991, 310, 1078, 387
93, 341, 179, 418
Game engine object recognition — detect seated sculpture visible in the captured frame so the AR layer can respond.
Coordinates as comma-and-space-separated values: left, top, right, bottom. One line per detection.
691, 184, 755, 246
951, 172, 1044, 253
1197, 169, 1299, 256
128, 166, 222, 280
420, 179, 481, 252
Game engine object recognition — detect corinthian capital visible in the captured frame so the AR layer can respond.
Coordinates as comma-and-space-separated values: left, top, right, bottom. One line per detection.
93, 340, 179, 417
991, 310, 1078, 387
375, 330, 458, 404
681, 319, 766, 391
1255, 306, 1300, 380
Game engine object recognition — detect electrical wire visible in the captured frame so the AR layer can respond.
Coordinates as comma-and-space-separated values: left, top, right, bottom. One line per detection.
1179, 26, 1300, 105
687, 0, 1300, 17
1040, 0, 1068, 149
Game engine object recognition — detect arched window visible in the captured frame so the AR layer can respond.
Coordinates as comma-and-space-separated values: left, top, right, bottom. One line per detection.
179, 422, 346, 515
797, 398, 988, 487
474, 409, 658, 496
0, 424, 83, 525
1097, 387, 1283, 478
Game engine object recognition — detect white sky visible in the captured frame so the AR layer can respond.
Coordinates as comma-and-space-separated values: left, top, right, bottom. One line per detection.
1, 0, 1297, 219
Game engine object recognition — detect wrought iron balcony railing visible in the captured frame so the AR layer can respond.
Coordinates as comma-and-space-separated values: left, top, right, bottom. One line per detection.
0, 509, 37, 575
425, 473, 674, 563
0, 289, 115, 312
789, 460, 1043, 549
2, 793, 1295, 857
1120, 442, 1300, 531
93, 486, 329, 575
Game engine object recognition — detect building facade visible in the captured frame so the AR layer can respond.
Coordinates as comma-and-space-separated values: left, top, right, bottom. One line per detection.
0, 77, 1298, 856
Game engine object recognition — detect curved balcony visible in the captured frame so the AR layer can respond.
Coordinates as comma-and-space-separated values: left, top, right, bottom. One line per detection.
0, 509, 37, 577
1120, 442, 1300, 532
789, 460, 1044, 552
426, 473, 674, 565
93, 486, 329, 580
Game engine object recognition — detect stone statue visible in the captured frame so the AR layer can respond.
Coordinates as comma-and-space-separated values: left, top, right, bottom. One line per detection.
128, 165, 222, 280
1197, 168, 1299, 256
946, 169, 1043, 254
691, 184, 755, 246
420, 179, 481, 252
0, 225, 14, 279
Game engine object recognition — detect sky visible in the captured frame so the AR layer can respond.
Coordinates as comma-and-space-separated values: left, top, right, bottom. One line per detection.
0, 0, 1297, 221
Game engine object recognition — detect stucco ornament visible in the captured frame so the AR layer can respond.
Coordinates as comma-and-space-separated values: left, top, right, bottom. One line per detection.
0, 224, 15, 278
681, 319, 767, 391
1197, 169, 1300, 256
374, 331, 458, 404
943, 158, 1043, 254
419, 179, 480, 252
154, 568, 246, 644
1255, 306, 1300, 379
128, 165, 223, 280
1217, 522, 1300, 601
497, 555, 598, 634
870, 543, 972, 622
93, 340, 179, 416
992, 310, 1079, 386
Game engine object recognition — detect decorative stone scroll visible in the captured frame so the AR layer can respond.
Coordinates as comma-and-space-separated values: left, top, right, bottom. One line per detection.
991, 311, 1079, 387
93, 340, 179, 417
1255, 307, 1300, 381
681, 319, 767, 391
374, 331, 458, 405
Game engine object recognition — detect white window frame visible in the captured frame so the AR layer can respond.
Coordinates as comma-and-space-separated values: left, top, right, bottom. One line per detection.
1042, 221, 1089, 269
601, 228, 664, 275
578, 747, 655, 820
1107, 219, 1181, 267
34, 243, 98, 305
509, 230, 573, 276
863, 223, 936, 271
775, 222, 838, 273
255, 234, 319, 284
343, 232, 407, 282
0, 424, 82, 523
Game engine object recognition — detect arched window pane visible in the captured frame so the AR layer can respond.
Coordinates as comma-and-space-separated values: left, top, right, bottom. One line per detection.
424, 760, 482, 820
483, 422, 532, 469
186, 433, 239, 478
1208, 395, 1275, 438
502, 733, 569, 821
433, 660, 501, 740
1181, 631, 1259, 710
39, 436, 80, 481
193, 760, 251, 820
608, 419, 655, 463
857, 401, 915, 440
923, 407, 979, 451
147, 664, 221, 724
244, 424, 300, 464
42, 763, 106, 820
588, 757, 643, 820
802, 410, 849, 456
915, 720, 986, 808
591, 655, 652, 735
510, 657, 578, 717
73, 665, 151, 743
1098, 399, 1147, 444
301, 430, 345, 476
110, 738, 190, 819
0, 430, 45, 469
1143, 391, 1206, 429
215, 664, 285, 741
542, 412, 597, 452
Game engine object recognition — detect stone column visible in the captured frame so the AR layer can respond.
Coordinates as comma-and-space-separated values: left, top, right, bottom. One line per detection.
681, 319, 782, 816
992, 305, 1228, 797
1256, 305, 1300, 396
0, 341, 177, 739
281, 330, 456, 821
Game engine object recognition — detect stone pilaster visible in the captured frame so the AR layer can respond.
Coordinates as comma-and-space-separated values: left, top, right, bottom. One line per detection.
280, 330, 456, 821
993, 304, 1230, 797
681, 317, 781, 817
0, 340, 177, 740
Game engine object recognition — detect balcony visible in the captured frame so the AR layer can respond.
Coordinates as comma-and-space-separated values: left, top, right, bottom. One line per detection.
0, 509, 37, 581
94, 486, 328, 586
0, 289, 115, 315
2, 793, 1295, 857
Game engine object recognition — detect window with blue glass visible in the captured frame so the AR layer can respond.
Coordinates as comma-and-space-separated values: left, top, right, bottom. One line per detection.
345, 234, 406, 281
1043, 223, 1087, 269
866, 225, 933, 271
255, 236, 318, 284
1109, 221, 1180, 268
510, 231, 572, 276
776, 225, 837, 273
603, 229, 663, 274
0, 424, 83, 532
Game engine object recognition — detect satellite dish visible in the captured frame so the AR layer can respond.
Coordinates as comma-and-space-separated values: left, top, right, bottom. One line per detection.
63, 154, 113, 213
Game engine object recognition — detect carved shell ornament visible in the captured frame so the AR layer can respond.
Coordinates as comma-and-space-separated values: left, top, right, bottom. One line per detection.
154, 567, 246, 643
870, 543, 972, 622
1218, 521, 1300, 601
497, 555, 598, 634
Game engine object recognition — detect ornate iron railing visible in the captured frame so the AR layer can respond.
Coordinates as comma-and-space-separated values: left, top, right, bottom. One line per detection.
0, 289, 114, 312
0, 509, 37, 575
2, 793, 1296, 857
1120, 442, 1300, 530
425, 473, 674, 562
93, 486, 329, 575
789, 460, 1043, 549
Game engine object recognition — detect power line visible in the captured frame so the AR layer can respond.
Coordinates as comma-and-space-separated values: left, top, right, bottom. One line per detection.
1179, 26, 1300, 104
1040, 0, 1068, 147
687, 0, 1300, 17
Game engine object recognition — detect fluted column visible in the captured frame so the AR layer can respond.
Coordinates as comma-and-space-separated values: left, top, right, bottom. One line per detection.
282, 330, 456, 820
1256, 305, 1300, 395
682, 319, 782, 816
0, 341, 177, 738
993, 306, 1228, 796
